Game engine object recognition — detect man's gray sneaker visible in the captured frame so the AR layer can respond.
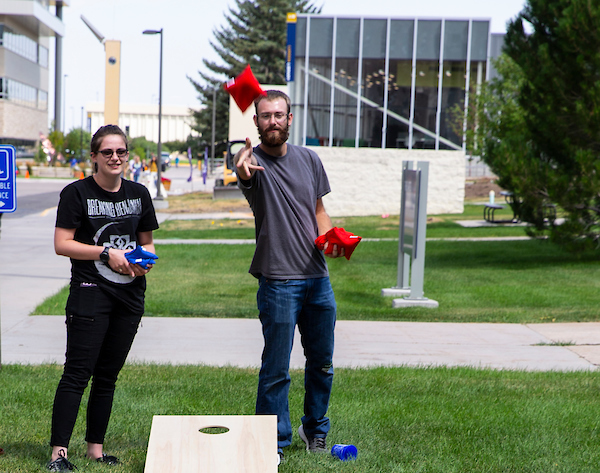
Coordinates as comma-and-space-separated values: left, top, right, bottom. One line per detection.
298, 425, 328, 453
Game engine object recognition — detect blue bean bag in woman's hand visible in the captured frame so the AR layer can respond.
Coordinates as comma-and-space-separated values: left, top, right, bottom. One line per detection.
125, 246, 158, 269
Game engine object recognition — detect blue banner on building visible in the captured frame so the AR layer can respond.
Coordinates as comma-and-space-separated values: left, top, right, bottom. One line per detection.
286, 13, 297, 82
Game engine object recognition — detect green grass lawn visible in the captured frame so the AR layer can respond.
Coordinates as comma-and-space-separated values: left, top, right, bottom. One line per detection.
10, 205, 600, 472
34, 237, 600, 323
2, 364, 600, 473
153, 204, 529, 240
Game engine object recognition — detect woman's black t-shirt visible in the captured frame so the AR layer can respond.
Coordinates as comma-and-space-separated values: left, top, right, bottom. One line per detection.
56, 176, 159, 312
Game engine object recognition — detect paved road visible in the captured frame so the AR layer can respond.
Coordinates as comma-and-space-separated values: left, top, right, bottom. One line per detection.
0, 168, 598, 371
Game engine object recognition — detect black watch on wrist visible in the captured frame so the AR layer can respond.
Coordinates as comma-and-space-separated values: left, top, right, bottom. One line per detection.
100, 247, 110, 264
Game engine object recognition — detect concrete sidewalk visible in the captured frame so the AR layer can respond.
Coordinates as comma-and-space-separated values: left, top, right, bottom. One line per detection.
0, 172, 598, 371
3, 314, 599, 371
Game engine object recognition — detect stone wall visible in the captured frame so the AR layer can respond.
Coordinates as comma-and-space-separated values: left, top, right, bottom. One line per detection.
313, 147, 466, 217
31, 166, 78, 178
0, 102, 47, 141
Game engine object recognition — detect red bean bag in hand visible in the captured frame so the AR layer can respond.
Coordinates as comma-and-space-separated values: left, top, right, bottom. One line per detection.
315, 227, 362, 260
224, 65, 267, 112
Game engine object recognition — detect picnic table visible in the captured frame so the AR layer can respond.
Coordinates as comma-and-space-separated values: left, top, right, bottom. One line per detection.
483, 203, 507, 223
484, 191, 521, 224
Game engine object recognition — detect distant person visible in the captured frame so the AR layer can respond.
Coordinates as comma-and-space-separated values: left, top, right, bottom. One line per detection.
149, 155, 158, 173
235, 90, 344, 463
130, 154, 142, 182
47, 124, 159, 472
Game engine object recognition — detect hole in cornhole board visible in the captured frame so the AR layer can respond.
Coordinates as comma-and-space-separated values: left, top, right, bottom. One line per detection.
144, 415, 278, 473
199, 426, 230, 435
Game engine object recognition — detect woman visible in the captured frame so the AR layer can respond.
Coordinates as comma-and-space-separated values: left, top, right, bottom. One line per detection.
47, 125, 159, 472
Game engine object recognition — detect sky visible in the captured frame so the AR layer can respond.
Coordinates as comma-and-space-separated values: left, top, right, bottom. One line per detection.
52, 0, 527, 132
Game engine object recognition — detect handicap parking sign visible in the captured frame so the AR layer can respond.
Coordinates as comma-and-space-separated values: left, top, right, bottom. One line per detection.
0, 145, 16, 213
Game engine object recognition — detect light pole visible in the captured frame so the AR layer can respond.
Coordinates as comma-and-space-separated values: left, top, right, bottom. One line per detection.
143, 28, 163, 200
63, 74, 68, 132
80, 106, 84, 162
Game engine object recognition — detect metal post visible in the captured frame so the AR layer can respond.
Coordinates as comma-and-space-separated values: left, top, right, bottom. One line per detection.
63, 74, 67, 132
211, 88, 216, 174
156, 29, 163, 199
80, 106, 84, 162
54, 2, 63, 132
143, 28, 163, 199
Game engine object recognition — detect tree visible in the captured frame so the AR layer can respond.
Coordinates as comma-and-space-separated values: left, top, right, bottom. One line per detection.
479, 0, 600, 251
64, 128, 92, 163
188, 0, 319, 154
129, 136, 157, 162
475, 55, 548, 231
47, 130, 64, 165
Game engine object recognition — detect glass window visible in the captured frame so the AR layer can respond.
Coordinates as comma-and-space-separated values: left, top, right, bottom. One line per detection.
309, 18, 333, 58
38, 90, 48, 110
471, 21, 490, 61
333, 19, 361, 146
387, 60, 412, 148
292, 15, 490, 151
296, 17, 307, 57
439, 61, 467, 148
444, 21, 469, 61
0, 24, 45, 64
304, 18, 334, 144
413, 21, 442, 148
336, 18, 360, 58
389, 20, 414, 60
0, 78, 38, 108
358, 20, 388, 147
0, 137, 37, 159
416, 20, 441, 60
38, 45, 49, 67
412, 59, 439, 149
363, 19, 387, 59
305, 58, 333, 144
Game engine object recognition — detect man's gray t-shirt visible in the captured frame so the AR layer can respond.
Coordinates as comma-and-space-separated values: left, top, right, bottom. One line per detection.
239, 144, 331, 279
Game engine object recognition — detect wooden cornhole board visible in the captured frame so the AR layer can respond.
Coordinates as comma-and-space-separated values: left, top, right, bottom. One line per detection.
144, 415, 278, 472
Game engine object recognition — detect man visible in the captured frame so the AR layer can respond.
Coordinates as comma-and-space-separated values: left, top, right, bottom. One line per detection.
236, 89, 344, 462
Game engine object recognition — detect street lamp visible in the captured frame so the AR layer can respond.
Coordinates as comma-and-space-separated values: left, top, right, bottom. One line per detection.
63, 74, 68, 132
143, 28, 164, 200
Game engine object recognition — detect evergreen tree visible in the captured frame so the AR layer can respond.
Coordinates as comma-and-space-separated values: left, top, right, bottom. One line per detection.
480, 0, 600, 250
189, 0, 319, 155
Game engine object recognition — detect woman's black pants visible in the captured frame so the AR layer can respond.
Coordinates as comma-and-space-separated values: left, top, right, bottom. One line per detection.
50, 283, 142, 447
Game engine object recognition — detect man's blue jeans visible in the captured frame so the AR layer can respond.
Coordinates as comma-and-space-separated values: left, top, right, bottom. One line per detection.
256, 276, 336, 448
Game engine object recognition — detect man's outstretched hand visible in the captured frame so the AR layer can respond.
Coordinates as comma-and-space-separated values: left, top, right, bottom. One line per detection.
235, 137, 264, 180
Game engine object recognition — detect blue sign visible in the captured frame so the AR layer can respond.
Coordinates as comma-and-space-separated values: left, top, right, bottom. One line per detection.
0, 145, 17, 213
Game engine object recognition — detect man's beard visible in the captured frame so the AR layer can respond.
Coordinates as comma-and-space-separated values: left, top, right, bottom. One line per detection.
258, 122, 290, 148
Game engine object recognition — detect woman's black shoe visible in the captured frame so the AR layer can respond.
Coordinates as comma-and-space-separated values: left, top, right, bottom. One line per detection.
47, 449, 77, 471
96, 453, 120, 465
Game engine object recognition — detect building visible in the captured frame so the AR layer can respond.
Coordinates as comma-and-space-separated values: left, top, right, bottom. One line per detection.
276, 15, 505, 216
86, 102, 194, 143
0, 0, 65, 158
287, 14, 495, 151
